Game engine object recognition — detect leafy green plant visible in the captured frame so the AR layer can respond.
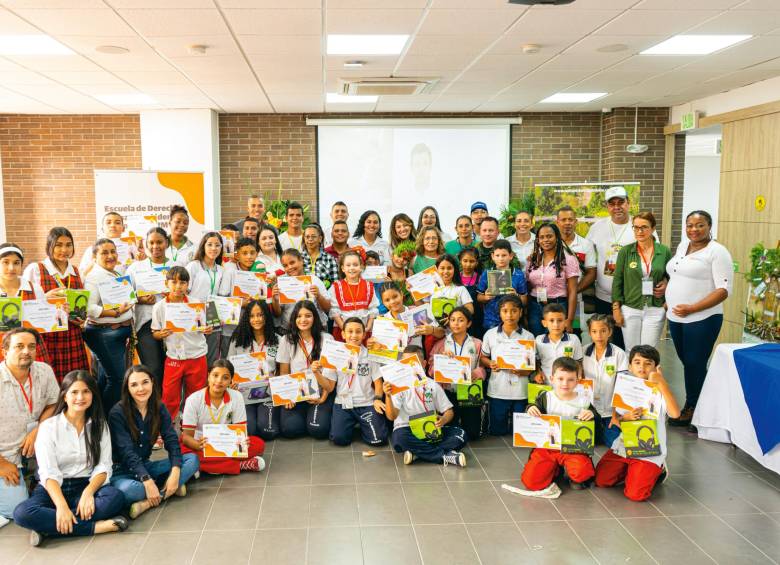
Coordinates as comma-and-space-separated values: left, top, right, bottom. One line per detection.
261, 182, 312, 231
746, 243, 780, 284
499, 191, 536, 237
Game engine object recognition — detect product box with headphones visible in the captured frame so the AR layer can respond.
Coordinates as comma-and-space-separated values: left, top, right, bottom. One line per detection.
0, 297, 22, 331
560, 420, 595, 455
65, 290, 89, 321
456, 380, 484, 406
620, 419, 661, 457
409, 410, 442, 442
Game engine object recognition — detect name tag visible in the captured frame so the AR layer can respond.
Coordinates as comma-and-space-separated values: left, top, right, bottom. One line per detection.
536, 287, 548, 303
641, 277, 654, 296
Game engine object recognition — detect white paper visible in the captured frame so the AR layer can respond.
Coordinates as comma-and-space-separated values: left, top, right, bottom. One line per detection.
369, 317, 409, 363
320, 340, 360, 373
433, 355, 471, 385
124, 214, 158, 238
362, 265, 388, 282
164, 302, 208, 332
399, 305, 435, 336
212, 296, 242, 325
611, 372, 661, 419
495, 340, 536, 370
20, 298, 68, 333
202, 424, 248, 458
379, 358, 424, 395
135, 268, 168, 297
513, 413, 561, 449
98, 275, 137, 309
406, 267, 442, 302
277, 275, 311, 304
269, 371, 320, 406
231, 270, 268, 300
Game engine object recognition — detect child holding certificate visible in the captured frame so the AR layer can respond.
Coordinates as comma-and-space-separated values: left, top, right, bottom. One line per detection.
595, 345, 679, 501
227, 299, 281, 440
582, 314, 628, 447
329, 250, 379, 342
326, 317, 388, 447
384, 346, 468, 467
151, 267, 212, 421
535, 303, 583, 383
476, 240, 527, 334
181, 360, 266, 474
222, 237, 268, 357
521, 357, 598, 494
427, 306, 486, 440
458, 247, 484, 339
271, 249, 331, 333
380, 282, 429, 349
430, 254, 473, 327
275, 300, 336, 439
480, 295, 535, 436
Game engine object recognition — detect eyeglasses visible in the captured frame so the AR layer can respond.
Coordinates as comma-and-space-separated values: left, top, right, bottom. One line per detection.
632, 225, 651, 232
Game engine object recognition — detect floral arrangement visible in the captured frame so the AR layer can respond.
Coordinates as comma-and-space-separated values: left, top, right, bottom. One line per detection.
255, 182, 312, 231
744, 243, 779, 342
499, 191, 536, 237
392, 241, 416, 263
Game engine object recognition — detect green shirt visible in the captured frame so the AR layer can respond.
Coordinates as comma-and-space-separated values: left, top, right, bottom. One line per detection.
612, 241, 672, 309
412, 255, 438, 274
444, 238, 475, 256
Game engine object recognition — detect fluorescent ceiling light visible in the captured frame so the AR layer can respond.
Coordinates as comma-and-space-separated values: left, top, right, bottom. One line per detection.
641, 34, 751, 55
0, 35, 73, 55
327, 34, 408, 55
94, 93, 157, 106
326, 93, 378, 104
540, 92, 607, 103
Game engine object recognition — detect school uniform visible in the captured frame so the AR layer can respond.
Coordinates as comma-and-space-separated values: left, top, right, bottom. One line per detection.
475, 268, 528, 332
326, 346, 387, 446
390, 378, 467, 463
151, 297, 208, 421
166, 238, 196, 267
276, 274, 330, 332
275, 334, 334, 439
582, 343, 628, 446
428, 284, 472, 323
180, 388, 265, 475
227, 338, 281, 440
521, 390, 596, 490
460, 272, 484, 339
482, 325, 535, 436
535, 332, 584, 382
348, 236, 391, 265
278, 231, 304, 252
186, 260, 229, 366
328, 279, 379, 342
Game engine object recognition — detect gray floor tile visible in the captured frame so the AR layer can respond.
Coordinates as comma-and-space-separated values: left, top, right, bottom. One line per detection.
205, 486, 263, 530
152, 485, 218, 532
440, 448, 489, 482
469, 435, 510, 449
309, 484, 359, 527
131, 532, 199, 565
670, 474, 762, 515
671, 515, 775, 564
307, 527, 363, 565
590, 484, 662, 518
221, 464, 269, 488
620, 517, 716, 565
468, 523, 537, 565
354, 450, 400, 484
396, 453, 445, 483
191, 530, 254, 564
494, 480, 564, 522
357, 483, 411, 526
471, 448, 522, 481
0, 520, 28, 537
515, 521, 596, 564
649, 483, 712, 517
721, 512, 780, 560
361, 525, 422, 565
265, 452, 313, 485
447, 481, 512, 524
19, 536, 91, 565
568, 518, 655, 565
0, 534, 31, 565
249, 529, 307, 565
414, 524, 481, 565
551, 487, 611, 520
311, 451, 356, 485
727, 473, 780, 512
272, 436, 314, 454
257, 485, 311, 529
402, 483, 461, 525
74, 532, 146, 565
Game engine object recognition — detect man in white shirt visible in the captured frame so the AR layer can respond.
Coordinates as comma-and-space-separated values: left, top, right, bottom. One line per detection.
0, 329, 59, 528
322, 201, 349, 247
556, 206, 597, 336
278, 202, 305, 252
235, 195, 266, 235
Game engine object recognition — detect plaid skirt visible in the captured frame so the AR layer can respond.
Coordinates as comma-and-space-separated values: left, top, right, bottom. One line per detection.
41, 323, 89, 383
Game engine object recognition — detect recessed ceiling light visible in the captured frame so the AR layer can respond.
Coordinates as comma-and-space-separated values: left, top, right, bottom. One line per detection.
597, 43, 628, 53
326, 93, 378, 104
641, 34, 751, 55
540, 92, 607, 103
343, 61, 364, 69
94, 93, 157, 106
0, 35, 73, 55
96, 45, 129, 54
327, 35, 409, 55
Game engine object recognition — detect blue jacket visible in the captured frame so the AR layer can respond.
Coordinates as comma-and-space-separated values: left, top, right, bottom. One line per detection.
476, 268, 528, 330
109, 403, 182, 479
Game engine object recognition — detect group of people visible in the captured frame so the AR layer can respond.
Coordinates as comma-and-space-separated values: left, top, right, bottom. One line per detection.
0, 186, 733, 546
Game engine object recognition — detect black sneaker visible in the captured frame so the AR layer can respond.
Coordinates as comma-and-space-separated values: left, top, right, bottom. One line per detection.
658, 463, 669, 484
669, 406, 694, 427
442, 451, 467, 467
569, 478, 591, 490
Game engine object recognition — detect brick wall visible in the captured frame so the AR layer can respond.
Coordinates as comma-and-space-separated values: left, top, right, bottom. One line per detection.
0, 114, 141, 263
671, 135, 686, 249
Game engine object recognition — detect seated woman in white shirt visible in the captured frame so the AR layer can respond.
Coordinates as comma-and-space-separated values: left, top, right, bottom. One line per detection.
13, 371, 127, 547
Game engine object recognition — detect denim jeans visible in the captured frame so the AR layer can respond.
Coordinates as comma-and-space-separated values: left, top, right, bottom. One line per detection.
668, 314, 723, 409
110, 453, 200, 505
488, 397, 528, 436
391, 426, 467, 463
0, 467, 28, 519
83, 324, 131, 414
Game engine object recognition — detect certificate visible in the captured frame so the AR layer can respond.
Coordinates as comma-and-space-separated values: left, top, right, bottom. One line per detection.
576, 379, 594, 405
406, 266, 441, 302
513, 413, 561, 449
164, 302, 209, 332
135, 267, 169, 297
229, 351, 268, 382
212, 296, 242, 325
98, 275, 137, 309
320, 340, 360, 374
362, 265, 387, 283
124, 214, 158, 238
231, 270, 268, 301
269, 371, 320, 406
495, 339, 536, 370
368, 317, 409, 363
112, 237, 135, 266
202, 424, 248, 458
433, 354, 471, 385
398, 305, 434, 337
611, 373, 661, 419
21, 298, 68, 333
219, 230, 237, 259
379, 356, 425, 395
277, 275, 312, 304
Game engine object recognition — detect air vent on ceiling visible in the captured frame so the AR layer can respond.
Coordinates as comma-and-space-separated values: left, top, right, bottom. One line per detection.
339, 77, 438, 96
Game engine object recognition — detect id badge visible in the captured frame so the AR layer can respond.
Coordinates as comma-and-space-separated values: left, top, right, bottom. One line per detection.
641, 277, 654, 296
536, 287, 548, 303
340, 394, 354, 410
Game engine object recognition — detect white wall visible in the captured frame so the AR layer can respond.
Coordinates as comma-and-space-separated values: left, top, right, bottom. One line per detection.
671, 75, 780, 124
0, 152, 5, 241
682, 134, 721, 239
140, 109, 221, 229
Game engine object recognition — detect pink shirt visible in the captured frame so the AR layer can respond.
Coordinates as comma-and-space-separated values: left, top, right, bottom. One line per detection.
524, 253, 580, 299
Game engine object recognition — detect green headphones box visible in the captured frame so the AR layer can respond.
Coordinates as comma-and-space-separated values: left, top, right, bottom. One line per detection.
456, 380, 484, 406
621, 419, 661, 457
528, 383, 552, 405
431, 297, 457, 324
409, 410, 442, 442
561, 420, 595, 455
0, 297, 22, 331
65, 290, 89, 321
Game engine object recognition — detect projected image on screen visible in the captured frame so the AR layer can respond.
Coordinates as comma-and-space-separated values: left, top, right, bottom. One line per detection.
317, 125, 510, 238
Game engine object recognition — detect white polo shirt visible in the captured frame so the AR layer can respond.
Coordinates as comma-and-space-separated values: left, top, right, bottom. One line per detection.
126, 259, 170, 332
582, 343, 628, 418
276, 333, 333, 373
504, 233, 535, 269
278, 231, 304, 252
390, 378, 451, 430
348, 236, 391, 265
535, 332, 583, 381
151, 298, 208, 360
227, 338, 280, 377
166, 238, 196, 267
185, 261, 229, 303
181, 388, 247, 437
324, 346, 381, 408
482, 325, 535, 400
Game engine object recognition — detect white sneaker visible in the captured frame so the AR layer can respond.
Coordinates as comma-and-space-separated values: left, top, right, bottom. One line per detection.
403, 451, 416, 465
442, 451, 467, 468
659, 463, 669, 484
0, 516, 10, 529
257, 456, 266, 473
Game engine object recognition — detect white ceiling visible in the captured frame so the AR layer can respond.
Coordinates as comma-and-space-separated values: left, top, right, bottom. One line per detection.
0, 0, 779, 113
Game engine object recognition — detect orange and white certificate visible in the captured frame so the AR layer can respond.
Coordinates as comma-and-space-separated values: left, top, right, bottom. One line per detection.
277, 275, 312, 304
202, 424, 248, 458
433, 354, 471, 385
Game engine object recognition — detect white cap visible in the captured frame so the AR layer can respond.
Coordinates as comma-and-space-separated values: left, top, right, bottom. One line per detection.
604, 186, 627, 202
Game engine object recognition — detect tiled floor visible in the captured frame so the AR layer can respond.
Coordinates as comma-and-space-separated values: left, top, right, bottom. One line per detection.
2, 340, 780, 565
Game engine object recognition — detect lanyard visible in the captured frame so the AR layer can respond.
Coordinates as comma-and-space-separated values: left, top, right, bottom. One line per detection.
299, 338, 313, 368
414, 385, 430, 412
343, 279, 364, 308
171, 239, 187, 263
637, 243, 654, 277
18, 377, 33, 414
205, 265, 218, 295
207, 400, 226, 424
609, 221, 630, 246
150, 258, 169, 270
450, 335, 468, 358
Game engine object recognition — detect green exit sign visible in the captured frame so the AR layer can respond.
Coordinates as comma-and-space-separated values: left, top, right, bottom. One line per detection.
681, 111, 698, 131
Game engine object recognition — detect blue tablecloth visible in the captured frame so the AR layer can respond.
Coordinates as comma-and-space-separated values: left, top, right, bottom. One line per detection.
733, 343, 780, 455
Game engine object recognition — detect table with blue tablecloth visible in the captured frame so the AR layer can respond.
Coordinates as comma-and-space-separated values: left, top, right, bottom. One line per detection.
693, 343, 780, 474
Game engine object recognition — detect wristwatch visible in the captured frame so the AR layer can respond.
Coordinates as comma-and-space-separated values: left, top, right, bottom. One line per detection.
140, 474, 152, 482
374, 394, 383, 401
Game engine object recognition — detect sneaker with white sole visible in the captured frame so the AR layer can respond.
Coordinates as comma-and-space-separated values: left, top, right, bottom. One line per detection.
238, 455, 265, 472
442, 451, 467, 467
658, 463, 669, 484
0, 516, 10, 529
29, 530, 44, 547
403, 451, 416, 465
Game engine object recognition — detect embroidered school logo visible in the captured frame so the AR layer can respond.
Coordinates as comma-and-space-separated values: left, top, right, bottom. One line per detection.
629, 261, 638, 269
606, 364, 616, 377
357, 363, 370, 377
564, 346, 573, 357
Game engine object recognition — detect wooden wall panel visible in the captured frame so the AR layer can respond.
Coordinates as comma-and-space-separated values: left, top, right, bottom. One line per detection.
718, 169, 779, 223
721, 114, 780, 172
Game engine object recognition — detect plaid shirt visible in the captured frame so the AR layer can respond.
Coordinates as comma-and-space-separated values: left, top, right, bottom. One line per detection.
302, 249, 339, 288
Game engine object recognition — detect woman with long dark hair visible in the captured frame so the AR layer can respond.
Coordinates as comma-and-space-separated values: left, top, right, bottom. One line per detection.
349, 210, 391, 265
417, 206, 452, 241
14, 371, 127, 546
186, 232, 228, 365
389, 213, 417, 249
108, 365, 199, 519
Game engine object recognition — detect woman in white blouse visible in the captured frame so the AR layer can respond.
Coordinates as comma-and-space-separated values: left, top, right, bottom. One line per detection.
83, 239, 134, 414
349, 210, 391, 265
256, 226, 285, 276
665, 210, 733, 429
13, 371, 128, 546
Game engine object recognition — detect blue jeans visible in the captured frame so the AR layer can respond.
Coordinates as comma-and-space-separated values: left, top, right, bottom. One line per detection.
391, 426, 467, 463
110, 453, 200, 505
488, 397, 528, 436
248, 403, 281, 440
668, 314, 723, 409
279, 395, 334, 440
598, 416, 621, 447
330, 403, 388, 446
0, 467, 28, 519
83, 324, 131, 414
14, 478, 124, 537
527, 296, 568, 337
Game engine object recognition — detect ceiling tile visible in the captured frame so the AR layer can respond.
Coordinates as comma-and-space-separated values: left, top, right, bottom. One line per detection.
573, 69, 657, 91
118, 9, 229, 36
325, 55, 397, 71
531, 0, 637, 8
13, 8, 137, 36
424, 95, 488, 112
238, 35, 322, 55
223, 9, 321, 36
0, 8, 45, 33
0, 68, 53, 85
268, 93, 322, 112
406, 34, 495, 56
42, 70, 126, 85
723, 0, 780, 8
431, 0, 529, 8
634, 0, 742, 8
2, 0, 105, 8
5, 54, 102, 71
595, 10, 720, 35
609, 54, 699, 72
148, 36, 240, 58
418, 9, 520, 36
329, 0, 427, 7
502, 9, 622, 43
326, 9, 423, 34
688, 10, 780, 35
220, 0, 320, 6
259, 69, 322, 93
374, 100, 430, 111
251, 53, 322, 70
682, 37, 780, 71
111, 69, 191, 86
397, 53, 472, 71
109, 0, 217, 6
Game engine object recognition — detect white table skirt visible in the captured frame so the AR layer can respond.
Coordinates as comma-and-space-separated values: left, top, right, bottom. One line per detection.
692, 343, 780, 474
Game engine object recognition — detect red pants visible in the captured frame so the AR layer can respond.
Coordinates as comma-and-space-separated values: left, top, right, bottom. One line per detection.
595, 450, 663, 502
163, 356, 207, 421
521, 448, 595, 491
182, 436, 265, 475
